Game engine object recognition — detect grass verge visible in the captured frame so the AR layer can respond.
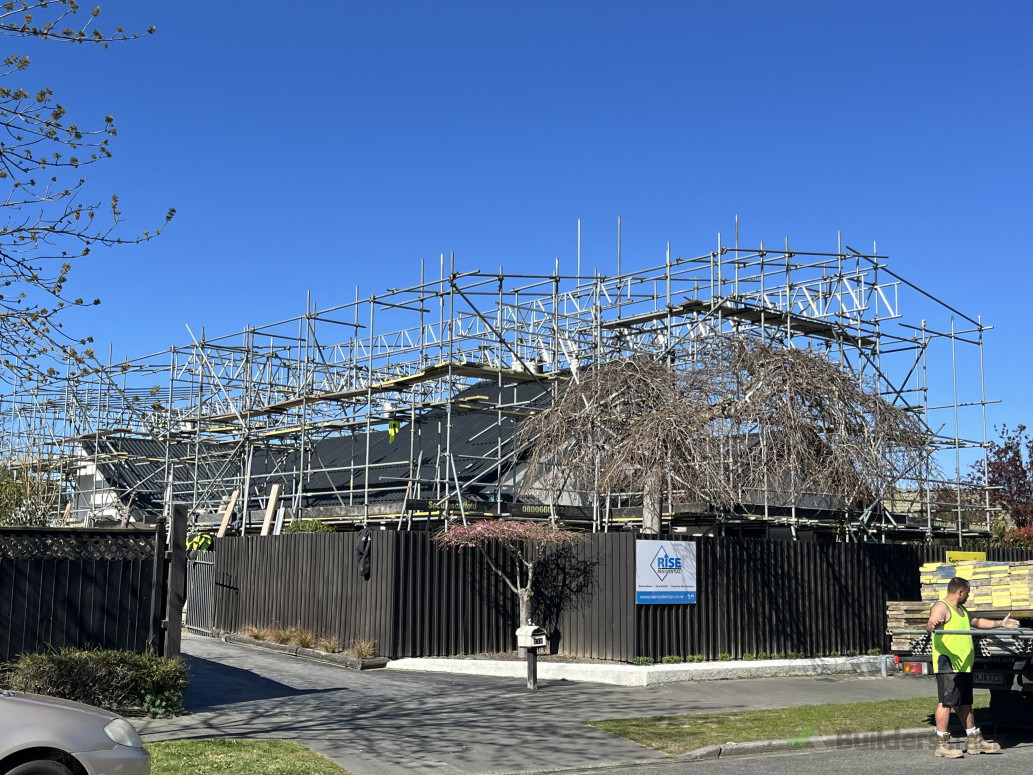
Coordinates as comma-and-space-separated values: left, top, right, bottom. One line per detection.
146, 739, 352, 775
588, 695, 991, 755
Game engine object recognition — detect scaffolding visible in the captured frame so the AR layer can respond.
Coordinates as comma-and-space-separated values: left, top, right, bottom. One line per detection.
0, 232, 996, 541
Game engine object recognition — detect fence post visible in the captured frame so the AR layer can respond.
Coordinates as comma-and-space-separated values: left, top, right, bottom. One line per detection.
164, 505, 189, 657
149, 518, 168, 653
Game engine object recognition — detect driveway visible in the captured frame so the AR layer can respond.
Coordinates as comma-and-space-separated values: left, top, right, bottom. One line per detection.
139, 634, 947, 775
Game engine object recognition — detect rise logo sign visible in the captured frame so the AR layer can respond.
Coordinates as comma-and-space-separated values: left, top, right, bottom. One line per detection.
651, 546, 682, 579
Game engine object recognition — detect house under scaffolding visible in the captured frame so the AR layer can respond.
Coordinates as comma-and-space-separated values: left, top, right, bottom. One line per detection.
0, 236, 996, 542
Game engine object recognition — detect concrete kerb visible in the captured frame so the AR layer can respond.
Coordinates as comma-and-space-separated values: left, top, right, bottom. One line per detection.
511, 728, 937, 773
385, 655, 896, 686
678, 727, 935, 761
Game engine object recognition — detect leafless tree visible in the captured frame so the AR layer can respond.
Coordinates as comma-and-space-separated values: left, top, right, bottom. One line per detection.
0, 2, 173, 384
518, 334, 934, 534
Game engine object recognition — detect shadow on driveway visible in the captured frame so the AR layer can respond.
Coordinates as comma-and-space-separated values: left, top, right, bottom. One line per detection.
183, 653, 343, 710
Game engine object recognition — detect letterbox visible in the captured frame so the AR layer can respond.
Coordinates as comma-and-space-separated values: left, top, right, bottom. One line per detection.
516, 625, 548, 649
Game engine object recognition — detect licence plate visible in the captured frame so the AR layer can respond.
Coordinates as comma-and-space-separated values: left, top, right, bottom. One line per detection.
973, 671, 1008, 688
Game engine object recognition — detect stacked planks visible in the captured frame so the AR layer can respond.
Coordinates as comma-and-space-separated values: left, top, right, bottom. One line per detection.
920, 560, 1033, 608
887, 600, 932, 652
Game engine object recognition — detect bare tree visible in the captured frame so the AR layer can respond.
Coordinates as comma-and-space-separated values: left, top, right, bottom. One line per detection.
433, 520, 582, 628
0, 2, 173, 383
518, 334, 933, 533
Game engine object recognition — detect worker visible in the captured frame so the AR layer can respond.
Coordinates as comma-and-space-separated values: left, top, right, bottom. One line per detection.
926, 576, 1019, 757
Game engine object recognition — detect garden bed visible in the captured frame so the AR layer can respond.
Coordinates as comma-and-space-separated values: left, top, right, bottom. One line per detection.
221, 633, 388, 670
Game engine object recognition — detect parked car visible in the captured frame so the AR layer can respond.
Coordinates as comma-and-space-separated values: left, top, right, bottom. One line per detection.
0, 689, 149, 775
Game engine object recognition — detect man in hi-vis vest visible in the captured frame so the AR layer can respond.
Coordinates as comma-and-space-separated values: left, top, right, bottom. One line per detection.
926, 576, 1018, 758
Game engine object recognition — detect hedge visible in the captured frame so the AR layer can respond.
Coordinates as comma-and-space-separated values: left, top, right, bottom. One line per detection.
0, 647, 188, 718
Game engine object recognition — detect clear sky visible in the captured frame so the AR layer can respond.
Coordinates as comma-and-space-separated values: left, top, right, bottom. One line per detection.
11, 1, 1032, 438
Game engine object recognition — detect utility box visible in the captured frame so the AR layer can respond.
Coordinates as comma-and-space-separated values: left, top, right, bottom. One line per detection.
516, 625, 548, 650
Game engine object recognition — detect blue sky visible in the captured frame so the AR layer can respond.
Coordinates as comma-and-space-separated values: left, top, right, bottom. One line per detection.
12, 1, 1032, 439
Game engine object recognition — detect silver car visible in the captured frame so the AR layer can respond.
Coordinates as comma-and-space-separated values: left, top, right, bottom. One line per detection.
0, 690, 149, 775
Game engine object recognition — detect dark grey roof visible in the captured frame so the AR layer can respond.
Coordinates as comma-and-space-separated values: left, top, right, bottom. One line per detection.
81, 379, 552, 512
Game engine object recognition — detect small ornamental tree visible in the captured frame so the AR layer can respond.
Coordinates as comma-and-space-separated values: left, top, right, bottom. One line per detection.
978, 425, 1033, 528
433, 520, 582, 629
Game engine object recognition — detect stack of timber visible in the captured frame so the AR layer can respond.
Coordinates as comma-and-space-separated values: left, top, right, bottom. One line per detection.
886, 600, 1027, 657
887, 601, 932, 653
920, 560, 1033, 609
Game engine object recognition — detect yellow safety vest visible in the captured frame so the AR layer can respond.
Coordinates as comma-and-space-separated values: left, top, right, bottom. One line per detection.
931, 600, 975, 673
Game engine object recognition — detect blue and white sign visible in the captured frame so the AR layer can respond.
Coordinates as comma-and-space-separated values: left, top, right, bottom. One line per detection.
635, 540, 697, 604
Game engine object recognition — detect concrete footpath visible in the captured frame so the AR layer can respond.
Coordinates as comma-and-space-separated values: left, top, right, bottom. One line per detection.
386, 654, 893, 686
138, 634, 940, 775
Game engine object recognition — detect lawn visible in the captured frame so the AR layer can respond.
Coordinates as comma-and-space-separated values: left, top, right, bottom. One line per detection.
146, 739, 352, 775
588, 695, 991, 755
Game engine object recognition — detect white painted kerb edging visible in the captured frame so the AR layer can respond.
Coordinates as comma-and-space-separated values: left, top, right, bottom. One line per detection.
385, 655, 895, 686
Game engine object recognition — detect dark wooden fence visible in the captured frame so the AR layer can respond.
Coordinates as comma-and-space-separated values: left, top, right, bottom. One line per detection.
214, 532, 521, 658
0, 526, 168, 662
211, 532, 1033, 663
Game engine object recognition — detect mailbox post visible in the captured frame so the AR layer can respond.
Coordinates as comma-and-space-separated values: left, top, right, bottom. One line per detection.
516, 625, 548, 690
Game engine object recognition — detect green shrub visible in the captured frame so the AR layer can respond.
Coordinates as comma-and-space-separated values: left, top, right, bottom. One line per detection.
631, 656, 654, 666
867, 648, 882, 656
687, 654, 705, 663
828, 650, 841, 657
1, 648, 187, 718
788, 651, 806, 659
143, 690, 184, 719
845, 649, 859, 657
756, 652, 769, 660
284, 519, 334, 534
660, 655, 684, 664
718, 653, 732, 661
741, 652, 755, 661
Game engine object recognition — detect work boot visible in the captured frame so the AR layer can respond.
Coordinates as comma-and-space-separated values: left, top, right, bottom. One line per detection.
965, 730, 1001, 754
935, 733, 964, 758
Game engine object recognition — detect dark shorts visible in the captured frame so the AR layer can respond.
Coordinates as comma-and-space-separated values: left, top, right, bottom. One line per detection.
936, 664, 974, 708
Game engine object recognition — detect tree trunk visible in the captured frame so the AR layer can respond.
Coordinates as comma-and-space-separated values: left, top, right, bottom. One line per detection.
642, 473, 662, 534
517, 589, 532, 657
518, 590, 531, 627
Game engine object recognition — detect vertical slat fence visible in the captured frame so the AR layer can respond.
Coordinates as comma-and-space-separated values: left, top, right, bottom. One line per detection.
211, 531, 1033, 663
